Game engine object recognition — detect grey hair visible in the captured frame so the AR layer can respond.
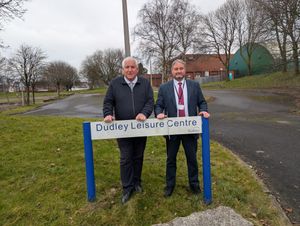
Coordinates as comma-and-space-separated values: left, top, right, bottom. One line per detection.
171, 59, 186, 69
122, 57, 139, 68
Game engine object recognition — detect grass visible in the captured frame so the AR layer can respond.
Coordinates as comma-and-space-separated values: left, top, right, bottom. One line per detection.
0, 115, 288, 226
0, 88, 107, 105
202, 72, 300, 90
202, 71, 300, 114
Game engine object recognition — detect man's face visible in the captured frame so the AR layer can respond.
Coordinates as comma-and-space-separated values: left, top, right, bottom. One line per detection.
171, 62, 186, 81
122, 59, 138, 81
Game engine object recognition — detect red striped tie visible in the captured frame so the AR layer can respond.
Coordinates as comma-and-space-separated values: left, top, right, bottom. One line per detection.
178, 82, 185, 117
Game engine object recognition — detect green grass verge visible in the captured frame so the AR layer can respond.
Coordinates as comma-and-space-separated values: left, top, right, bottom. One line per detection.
0, 88, 107, 105
202, 72, 300, 90
0, 115, 288, 225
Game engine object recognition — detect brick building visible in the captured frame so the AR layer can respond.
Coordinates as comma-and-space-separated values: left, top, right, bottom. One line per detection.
143, 54, 230, 86
182, 54, 228, 80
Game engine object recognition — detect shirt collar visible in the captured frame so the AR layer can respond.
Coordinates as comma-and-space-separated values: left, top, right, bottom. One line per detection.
173, 78, 186, 86
124, 76, 138, 84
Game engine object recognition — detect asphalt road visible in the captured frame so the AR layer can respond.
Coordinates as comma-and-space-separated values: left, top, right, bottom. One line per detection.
205, 90, 300, 224
24, 94, 104, 118
25, 91, 300, 223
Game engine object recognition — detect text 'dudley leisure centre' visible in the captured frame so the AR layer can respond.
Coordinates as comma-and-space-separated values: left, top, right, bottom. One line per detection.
90, 116, 202, 140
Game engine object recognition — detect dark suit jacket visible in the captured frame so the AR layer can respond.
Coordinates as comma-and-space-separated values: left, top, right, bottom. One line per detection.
155, 79, 208, 140
155, 79, 207, 117
103, 76, 154, 120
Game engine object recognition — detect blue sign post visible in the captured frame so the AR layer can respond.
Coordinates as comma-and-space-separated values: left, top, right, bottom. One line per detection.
82, 117, 212, 204
201, 118, 212, 204
83, 122, 96, 202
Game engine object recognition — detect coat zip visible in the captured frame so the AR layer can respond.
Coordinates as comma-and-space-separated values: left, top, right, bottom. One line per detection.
131, 87, 136, 117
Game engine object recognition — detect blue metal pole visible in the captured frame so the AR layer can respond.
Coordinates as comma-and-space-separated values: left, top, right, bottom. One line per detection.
201, 117, 212, 204
83, 122, 96, 202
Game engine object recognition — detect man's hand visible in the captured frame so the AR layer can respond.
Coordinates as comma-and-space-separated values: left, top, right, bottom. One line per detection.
104, 115, 114, 123
136, 113, 147, 121
156, 113, 167, 119
199, 111, 210, 118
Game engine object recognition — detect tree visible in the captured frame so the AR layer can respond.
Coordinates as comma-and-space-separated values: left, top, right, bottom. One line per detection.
134, 0, 179, 81
0, 0, 27, 46
280, 0, 300, 74
236, 0, 270, 75
255, 0, 291, 73
134, 0, 201, 80
200, 0, 242, 76
80, 48, 123, 88
43, 61, 78, 96
0, 57, 14, 102
172, 0, 201, 57
9, 44, 46, 105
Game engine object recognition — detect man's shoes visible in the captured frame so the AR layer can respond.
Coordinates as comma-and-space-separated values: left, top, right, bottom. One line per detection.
190, 185, 201, 195
121, 190, 133, 204
164, 186, 174, 197
134, 184, 143, 193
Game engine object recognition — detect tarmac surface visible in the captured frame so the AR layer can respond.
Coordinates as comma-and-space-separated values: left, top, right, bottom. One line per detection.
206, 89, 300, 224
24, 90, 300, 223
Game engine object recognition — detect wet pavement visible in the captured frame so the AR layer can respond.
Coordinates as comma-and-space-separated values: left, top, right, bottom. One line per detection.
24, 94, 103, 118
205, 90, 300, 224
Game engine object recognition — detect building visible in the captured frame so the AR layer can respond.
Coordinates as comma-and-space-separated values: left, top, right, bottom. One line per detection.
183, 54, 228, 80
143, 54, 230, 86
141, 74, 162, 87
229, 43, 274, 77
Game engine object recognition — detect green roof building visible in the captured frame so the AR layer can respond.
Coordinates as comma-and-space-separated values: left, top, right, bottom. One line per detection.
229, 43, 274, 77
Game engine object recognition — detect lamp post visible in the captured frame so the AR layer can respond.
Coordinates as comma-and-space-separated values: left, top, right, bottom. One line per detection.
122, 0, 131, 57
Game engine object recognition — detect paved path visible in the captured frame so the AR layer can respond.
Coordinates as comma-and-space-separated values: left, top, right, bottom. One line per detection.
25, 91, 300, 223
24, 94, 104, 118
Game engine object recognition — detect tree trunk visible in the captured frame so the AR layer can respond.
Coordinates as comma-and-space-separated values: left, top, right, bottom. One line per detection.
292, 42, 299, 75
26, 85, 30, 105
32, 86, 35, 104
56, 83, 60, 97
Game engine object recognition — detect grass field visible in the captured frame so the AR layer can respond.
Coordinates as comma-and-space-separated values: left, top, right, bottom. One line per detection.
1, 72, 297, 225
0, 115, 289, 225
202, 72, 300, 90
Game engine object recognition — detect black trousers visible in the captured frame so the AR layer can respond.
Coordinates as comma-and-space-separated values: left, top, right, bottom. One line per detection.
117, 137, 147, 194
165, 135, 199, 188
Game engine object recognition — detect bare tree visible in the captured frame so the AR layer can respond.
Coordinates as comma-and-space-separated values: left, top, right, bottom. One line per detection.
43, 61, 77, 96
0, 0, 27, 23
0, 0, 27, 46
80, 48, 123, 88
62, 66, 79, 91
200, 0, 242, 76
101, 49, 123, 85
255, 0, 291, 73
0, 57, 13, 102
9, 44, 46, 105
134, 0, 179, 81
172, 0, 201, 57
282, 0, 300, 74
80, 52, 103, 89
236, 0, 270, 75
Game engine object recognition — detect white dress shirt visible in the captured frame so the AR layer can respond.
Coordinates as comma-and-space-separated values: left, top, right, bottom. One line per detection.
173, 79, 189, 116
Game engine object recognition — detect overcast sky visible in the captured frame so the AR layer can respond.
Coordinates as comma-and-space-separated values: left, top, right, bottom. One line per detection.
1, 0, 226, 70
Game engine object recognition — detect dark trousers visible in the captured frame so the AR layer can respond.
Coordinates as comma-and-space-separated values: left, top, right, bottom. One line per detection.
165, 135, 199, 188
117, 137, 147, 193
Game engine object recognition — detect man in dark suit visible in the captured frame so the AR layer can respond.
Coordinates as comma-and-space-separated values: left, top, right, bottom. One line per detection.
103, 57, 154, 204
155, 59, 210, 197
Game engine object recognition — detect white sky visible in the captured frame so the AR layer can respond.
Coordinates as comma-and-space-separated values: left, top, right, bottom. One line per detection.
1, 0, 226, 70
